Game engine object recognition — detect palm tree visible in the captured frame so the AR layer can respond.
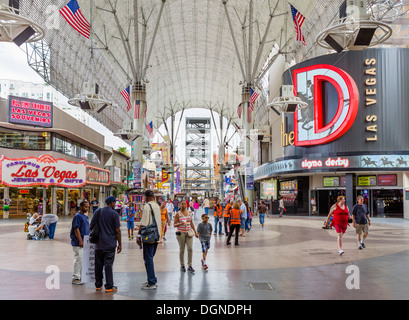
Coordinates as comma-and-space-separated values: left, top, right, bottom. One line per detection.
117, 146, 129, 156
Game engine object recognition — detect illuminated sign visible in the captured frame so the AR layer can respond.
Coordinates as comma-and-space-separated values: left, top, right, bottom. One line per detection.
254, 154, 409, 181
323, 177, 340, 187
378, 174, 397, 186
86, 166, 110, 185
0, 154, 86, 188
8, 95, 53, 128
358, 176, 377, 186
292, 64, 359, 146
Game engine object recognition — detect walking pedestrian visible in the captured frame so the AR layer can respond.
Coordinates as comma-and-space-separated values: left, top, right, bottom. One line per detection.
193, 200, 200, 220
159, 201, 170, 243
91, 197, 99, 214
202, 197, 210, 215
70, 201, 90, 285
226, 201, 241, 246
352, 195, 371, 250
325, 196, 350, 255
213, 198, 223, 235
174, 200, 198, 273
90, 196, 122, 292
256, 200, 269, 230
244, 201, 252, 232
278, 195, 285, 217
223, 200, 233, 235
165, 199, 174, 223
137, 190, 162, 290
239, 199, 247, 237
197, 213, 213, 270
125, 201, 135, 240
310, 197, 317, 216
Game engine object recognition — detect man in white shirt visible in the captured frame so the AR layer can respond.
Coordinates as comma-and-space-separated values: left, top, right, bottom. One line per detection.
165, 199, 174, 223
137, 190, 161, 290
239, 200, 247, 237
202, 198, 210, 215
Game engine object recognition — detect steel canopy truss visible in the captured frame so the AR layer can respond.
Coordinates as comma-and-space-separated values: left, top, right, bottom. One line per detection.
19, 0, 322, 134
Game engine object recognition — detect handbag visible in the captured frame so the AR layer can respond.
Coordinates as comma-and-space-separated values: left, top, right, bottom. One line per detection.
140, 204, 159, 243
187, 228, 195, 238
89, 209, 101, 244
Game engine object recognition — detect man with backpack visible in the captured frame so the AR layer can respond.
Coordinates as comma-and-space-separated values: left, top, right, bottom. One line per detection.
351, 195, 371, 250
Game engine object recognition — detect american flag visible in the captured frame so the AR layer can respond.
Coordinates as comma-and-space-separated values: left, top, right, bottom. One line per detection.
249, 87, 259, 112
121, 86, 131, 111
237, 103, 242, 119
134, 100, 141, 119
146, 121, 154, 138
290, 4, 306, 45
59, 0, 91, 39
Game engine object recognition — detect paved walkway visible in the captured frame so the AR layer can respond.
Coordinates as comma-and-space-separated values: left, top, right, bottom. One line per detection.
2, 212, 409, 301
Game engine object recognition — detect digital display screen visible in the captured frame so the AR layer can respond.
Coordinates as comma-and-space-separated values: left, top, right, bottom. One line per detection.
323, 177, 340, 187
378, 174, 397, 186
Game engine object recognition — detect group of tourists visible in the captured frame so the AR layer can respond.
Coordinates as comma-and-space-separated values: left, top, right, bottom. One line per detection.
68, 191, 271, 292
324, 195, 371, 255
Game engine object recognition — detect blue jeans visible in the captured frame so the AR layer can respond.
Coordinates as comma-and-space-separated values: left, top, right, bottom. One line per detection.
143, 242, 158, 285
204, 207, 209, 215
48, 222, 57, 239
214, 217, 222, 234
259, 213, 265, 225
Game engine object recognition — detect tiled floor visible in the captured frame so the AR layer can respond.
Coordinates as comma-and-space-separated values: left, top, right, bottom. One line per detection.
2, 212, 409, 300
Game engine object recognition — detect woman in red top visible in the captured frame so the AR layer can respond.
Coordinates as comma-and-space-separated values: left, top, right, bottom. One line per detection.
325, 196, 350, 255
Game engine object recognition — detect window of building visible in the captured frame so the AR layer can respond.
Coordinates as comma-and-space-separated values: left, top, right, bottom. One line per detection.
0, 128, 51, 150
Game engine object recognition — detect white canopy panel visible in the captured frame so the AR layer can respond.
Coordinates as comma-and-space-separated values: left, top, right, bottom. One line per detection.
21, 0, 347, 133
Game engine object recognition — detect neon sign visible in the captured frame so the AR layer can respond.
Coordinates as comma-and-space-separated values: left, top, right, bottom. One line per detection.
301, 157, 350, 170
0, 155, 86, 188
292, 64, 359, 146
8, 95, 53, 128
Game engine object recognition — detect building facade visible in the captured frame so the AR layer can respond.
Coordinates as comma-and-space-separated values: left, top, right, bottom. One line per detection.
0, 95, 111, 218
255, 48, 409, 219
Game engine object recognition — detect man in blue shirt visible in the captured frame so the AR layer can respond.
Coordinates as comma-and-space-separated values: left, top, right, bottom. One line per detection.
352, 195, 371, 250
70, 201, 90, 285
126, 201, 135, 240
90, 196, 122, 292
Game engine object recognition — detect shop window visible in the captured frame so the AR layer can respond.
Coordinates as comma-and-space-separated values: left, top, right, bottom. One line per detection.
0, 128, 51, 150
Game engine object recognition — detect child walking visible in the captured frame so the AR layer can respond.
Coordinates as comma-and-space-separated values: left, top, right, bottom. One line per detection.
197, 213, 213, 270
126, 201, 135, 240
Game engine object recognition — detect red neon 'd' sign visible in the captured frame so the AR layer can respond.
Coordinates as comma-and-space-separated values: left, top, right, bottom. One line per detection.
292, 64, 359, 146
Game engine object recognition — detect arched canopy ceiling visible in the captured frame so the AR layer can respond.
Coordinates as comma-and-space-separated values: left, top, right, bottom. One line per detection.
22, 0, 328, 133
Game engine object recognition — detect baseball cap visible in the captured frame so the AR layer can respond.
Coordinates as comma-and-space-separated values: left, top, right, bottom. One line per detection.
144, 189, 154, 198
105, 196, 116, 204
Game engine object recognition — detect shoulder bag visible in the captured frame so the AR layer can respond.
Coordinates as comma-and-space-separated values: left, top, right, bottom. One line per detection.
140, 204, 159, 243
89, 208, 101, 244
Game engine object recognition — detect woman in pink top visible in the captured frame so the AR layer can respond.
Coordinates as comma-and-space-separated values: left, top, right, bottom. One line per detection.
174, 201, 198, 273
193, 200, 200, 220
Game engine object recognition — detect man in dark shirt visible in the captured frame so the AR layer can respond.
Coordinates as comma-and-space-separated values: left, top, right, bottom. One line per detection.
352, 195, 371, 250
90, 197, 99, 214
90, 196, 122, 292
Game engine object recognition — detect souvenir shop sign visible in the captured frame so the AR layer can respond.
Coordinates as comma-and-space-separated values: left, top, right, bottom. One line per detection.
86, 165, 110, 186
0, 154, 86, 188
8, 95, 53, 128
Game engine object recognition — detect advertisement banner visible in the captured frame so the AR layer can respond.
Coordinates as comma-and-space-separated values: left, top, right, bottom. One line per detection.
0, 154, 86, 188
162, 168, 169, 183
133, 162, 142, 188
246, 163, 254, 190
8, 95, 53, 128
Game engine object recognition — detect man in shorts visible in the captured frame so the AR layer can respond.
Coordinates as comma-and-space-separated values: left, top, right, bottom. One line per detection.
351, 195, 371, 250
197, 213, 213, 270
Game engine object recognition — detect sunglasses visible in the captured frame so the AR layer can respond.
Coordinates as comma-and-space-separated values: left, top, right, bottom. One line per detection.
203, 216, 209, 219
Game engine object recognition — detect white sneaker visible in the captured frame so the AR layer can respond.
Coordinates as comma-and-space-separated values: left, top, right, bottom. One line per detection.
338, 249, 344, 255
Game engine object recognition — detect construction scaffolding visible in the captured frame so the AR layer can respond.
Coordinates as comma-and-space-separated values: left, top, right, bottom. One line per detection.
183, 117, 213, 195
